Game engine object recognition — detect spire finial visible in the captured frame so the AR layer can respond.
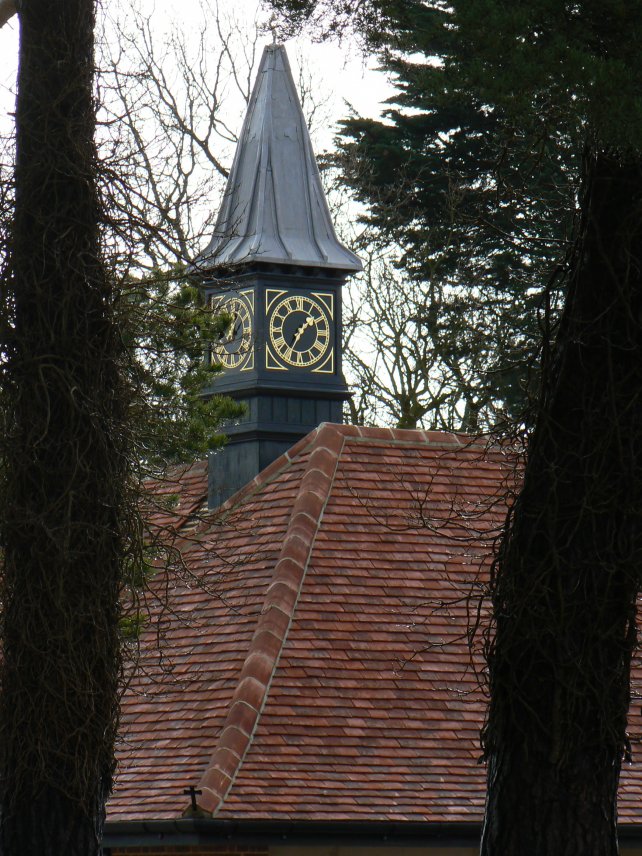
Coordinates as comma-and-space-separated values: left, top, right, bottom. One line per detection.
268, 13, 278, 44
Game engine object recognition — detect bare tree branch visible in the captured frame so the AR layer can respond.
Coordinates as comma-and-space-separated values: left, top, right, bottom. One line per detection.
98, 1, 331, 273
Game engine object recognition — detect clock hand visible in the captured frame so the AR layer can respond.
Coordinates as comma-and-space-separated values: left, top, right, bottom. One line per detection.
222, 314, 241, 344
291, 315, 315, 347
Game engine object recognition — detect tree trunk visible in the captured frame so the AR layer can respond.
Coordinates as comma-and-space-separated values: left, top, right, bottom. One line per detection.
0, 789, 108, 856
0, 0, 16, 29
481, 149, 642, 855
0, 2, 126, 854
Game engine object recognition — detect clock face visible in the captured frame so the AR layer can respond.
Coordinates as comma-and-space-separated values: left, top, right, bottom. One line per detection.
268, 294, 331, 368
211, 293, 253, 370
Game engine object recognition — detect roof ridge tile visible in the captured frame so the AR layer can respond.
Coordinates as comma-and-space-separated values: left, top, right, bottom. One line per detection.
195, 422, 346, 816
214, 426, 324, 516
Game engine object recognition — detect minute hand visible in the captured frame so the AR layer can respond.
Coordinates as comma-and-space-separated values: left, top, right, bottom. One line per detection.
292, 315, 316, 347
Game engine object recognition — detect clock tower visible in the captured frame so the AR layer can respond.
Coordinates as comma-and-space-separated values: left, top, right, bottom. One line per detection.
195, 43, 361, 507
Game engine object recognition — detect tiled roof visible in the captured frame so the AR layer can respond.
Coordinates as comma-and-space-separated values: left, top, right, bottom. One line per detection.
109, 424, 642, 825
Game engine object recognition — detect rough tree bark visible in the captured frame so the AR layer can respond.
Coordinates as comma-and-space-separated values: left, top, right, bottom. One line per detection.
481, 148, 642, 854
0, 1, 127, 854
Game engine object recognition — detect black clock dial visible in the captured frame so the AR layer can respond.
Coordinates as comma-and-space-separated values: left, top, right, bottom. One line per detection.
268, 294, 331, 367
211, 294, 253, 370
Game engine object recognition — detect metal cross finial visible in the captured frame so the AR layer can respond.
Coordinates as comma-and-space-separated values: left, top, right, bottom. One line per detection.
183, 785, 203, 812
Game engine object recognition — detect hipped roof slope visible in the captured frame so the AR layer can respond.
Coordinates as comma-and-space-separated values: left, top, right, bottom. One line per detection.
109, 423, 642, 824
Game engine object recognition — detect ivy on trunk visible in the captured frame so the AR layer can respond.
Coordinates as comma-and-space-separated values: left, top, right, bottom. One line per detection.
0, 1, 129, 853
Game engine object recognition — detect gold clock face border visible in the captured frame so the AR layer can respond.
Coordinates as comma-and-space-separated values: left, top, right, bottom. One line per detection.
210, 291, 254, 371
267, 293, 332, 369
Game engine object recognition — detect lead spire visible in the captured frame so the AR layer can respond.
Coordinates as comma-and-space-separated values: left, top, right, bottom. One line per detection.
196, 43, 362, 273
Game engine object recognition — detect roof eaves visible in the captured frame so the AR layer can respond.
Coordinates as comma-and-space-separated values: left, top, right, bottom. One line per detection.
195, 423, 347, 816
103, 818, 484, 849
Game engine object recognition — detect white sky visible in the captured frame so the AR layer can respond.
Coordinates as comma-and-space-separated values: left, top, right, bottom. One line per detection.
0, 1, 394, 153
0, 18, 17, 120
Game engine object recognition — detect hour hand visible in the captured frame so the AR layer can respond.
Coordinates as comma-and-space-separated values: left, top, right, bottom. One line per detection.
223, 316, 240, 344
292, 315, 314, 346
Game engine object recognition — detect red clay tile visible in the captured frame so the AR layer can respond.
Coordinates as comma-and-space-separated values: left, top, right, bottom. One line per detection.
230, 676, 265, 712
268, 557, 304, 592
226, 700, 262, 737
242, 651, 275, 687
219, 725, 253, 760
263, 580, 299, 616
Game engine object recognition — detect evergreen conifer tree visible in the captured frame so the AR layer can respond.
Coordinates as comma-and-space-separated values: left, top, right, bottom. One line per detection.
338, 0, 578, 427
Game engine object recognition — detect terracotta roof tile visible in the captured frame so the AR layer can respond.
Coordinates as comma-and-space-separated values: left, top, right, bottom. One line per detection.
108, 424, 642, 828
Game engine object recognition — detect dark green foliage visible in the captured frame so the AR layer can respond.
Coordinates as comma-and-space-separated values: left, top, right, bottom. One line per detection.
121, 266, 244, 469
453, 1, 642, 148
